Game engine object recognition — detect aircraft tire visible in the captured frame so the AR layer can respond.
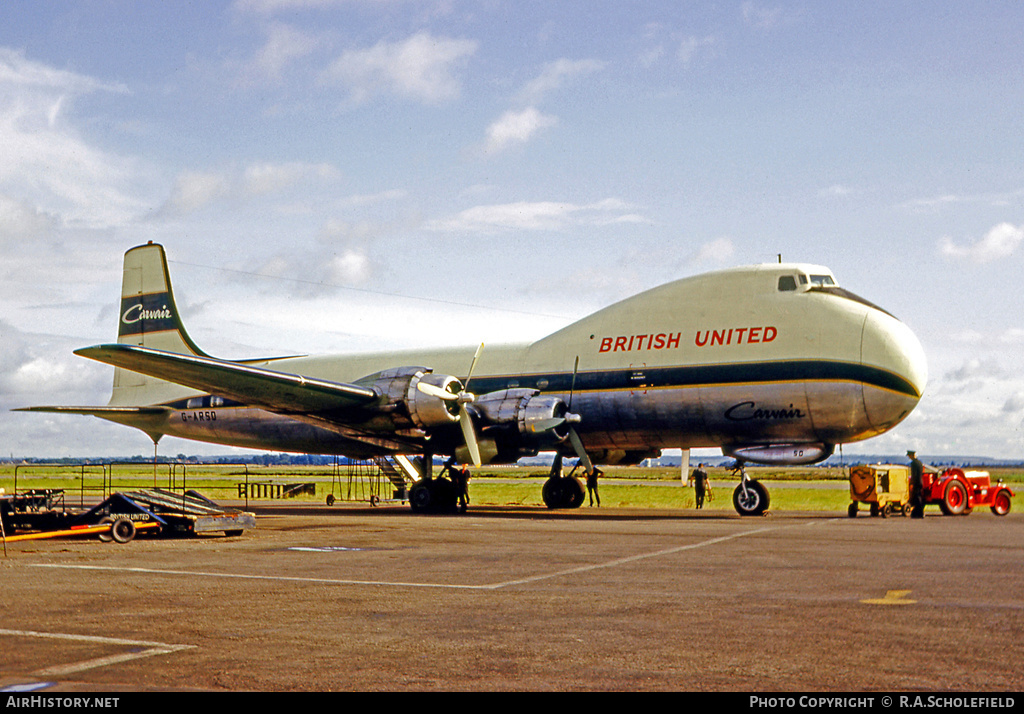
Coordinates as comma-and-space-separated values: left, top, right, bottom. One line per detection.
541, 477, 562, 509
409, 482, 432, 513
409, 479, 457, 514
542, 476, 584, 509
732, 480, 769, 516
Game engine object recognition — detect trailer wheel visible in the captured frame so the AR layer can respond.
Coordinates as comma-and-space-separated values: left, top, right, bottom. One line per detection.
97, 516, 115, 542
991, 489, 1012, 516
942, 480, 969, 516
111, 518, 136, 543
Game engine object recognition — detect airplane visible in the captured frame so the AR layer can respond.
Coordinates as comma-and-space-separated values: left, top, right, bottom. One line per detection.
19, 242, 927, 516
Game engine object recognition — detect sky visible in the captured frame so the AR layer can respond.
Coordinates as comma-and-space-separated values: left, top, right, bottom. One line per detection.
2, 0, 1023, 461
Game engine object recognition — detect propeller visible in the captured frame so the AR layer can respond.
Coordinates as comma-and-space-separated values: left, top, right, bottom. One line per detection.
416, 343, 484, 467
530, 355, 594, 474
564, 355, 595, 474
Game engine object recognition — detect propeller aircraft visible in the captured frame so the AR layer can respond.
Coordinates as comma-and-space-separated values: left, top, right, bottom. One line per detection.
19, 242, 927, 515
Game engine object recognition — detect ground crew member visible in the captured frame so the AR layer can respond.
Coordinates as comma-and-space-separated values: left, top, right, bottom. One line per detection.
587, 468, 601, 507
908, 450, 925, 518
692, 463, 709, 509
455, 464, 470, 513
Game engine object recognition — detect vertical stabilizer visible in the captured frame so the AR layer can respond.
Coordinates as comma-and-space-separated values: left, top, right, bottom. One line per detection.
110, 242, 205, 406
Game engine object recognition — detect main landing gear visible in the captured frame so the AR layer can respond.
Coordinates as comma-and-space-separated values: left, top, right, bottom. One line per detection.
731, 462, 770, 516
408, 455, 470, 514
542, 453, 589, 509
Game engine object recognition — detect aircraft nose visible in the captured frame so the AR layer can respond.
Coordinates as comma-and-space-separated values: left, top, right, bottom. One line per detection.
860, 310, 928, 431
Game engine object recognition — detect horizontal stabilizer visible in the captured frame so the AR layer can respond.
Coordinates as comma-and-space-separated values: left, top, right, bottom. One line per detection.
14, 405, 173, 439
16, 406, 170, 416
74, 343, 380, 414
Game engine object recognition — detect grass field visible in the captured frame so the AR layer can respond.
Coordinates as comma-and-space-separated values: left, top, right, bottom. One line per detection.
2, 462, 1020, 514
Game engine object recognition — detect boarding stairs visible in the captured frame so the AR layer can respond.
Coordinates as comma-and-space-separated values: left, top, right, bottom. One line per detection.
373, 455, 421, 499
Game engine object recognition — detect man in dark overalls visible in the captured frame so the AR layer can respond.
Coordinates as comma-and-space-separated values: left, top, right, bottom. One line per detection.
908, 450, 925, 518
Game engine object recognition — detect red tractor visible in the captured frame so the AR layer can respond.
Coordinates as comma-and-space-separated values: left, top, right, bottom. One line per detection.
921, 467, 1014, 516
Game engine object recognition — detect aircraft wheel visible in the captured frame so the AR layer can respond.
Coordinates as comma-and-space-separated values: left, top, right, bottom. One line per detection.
943, 480, 969, 516
566, 477, 585, 509
111, 518, 136, 544
991, 489, 1012, 516
409, 479, 457, 514
733, 480, 769, 516
409, 482, 432, 513
542, 476, 584, 509
542, 477, 563, 508
847, 503, 858, 518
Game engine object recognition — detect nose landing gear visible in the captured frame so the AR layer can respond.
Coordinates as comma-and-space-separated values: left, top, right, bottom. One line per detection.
731, 463, 770, 516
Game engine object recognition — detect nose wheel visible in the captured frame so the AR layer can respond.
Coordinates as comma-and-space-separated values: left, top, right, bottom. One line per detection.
731, 464, 770, 516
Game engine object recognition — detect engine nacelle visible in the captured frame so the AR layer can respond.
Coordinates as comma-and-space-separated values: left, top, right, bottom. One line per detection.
723, 442, 834, 465
361, 366, 461, 430
472, 389, 570, 439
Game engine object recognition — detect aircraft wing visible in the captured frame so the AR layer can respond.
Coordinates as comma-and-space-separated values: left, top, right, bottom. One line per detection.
74, 344, 380, 414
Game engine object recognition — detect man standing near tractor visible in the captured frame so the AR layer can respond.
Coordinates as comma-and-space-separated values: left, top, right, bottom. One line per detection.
908, 450, 925, 518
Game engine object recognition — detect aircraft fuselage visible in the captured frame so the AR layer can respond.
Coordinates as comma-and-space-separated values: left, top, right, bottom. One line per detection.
111, 263, 926, 465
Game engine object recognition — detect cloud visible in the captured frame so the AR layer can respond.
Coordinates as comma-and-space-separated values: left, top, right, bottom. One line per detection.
741, 2, 789, 30
233, 0, 342, 14
939, 222, 1024, 264
158, 161, 339, 216
0, 48, 144, 229
517, 58, 605, 104
0, 47, 127, 96
677, 36, 716, 66
425, 199, 638, 233
483, 107, 558, 155
0, 194, 58, 246
321, 32, 478, 104
692, 236, 735, 264
249, 22, 322, 82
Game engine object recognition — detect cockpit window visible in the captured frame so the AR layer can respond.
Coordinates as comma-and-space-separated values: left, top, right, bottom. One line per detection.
778, 276, 797, 291
809, 274, 835, 287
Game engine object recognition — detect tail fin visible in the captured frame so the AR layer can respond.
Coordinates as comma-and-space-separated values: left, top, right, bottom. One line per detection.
110, 242, 205, 406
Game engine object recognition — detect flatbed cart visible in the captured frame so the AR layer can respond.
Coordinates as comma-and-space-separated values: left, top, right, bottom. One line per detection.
848, 464, 912, 517
1, 488, 255, 543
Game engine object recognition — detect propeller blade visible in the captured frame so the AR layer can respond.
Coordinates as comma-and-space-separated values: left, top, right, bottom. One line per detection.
567, 426, 594, 474
464, 342, 484, 392
526, 417, 566, 434
568, 355, 579, 410
416, 381, 458, 400
459, 409, 481, 467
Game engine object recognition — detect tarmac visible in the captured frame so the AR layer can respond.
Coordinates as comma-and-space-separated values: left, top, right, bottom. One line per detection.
1, 502, 1022, 692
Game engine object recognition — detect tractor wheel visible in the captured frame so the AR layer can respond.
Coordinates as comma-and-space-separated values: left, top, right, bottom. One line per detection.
991, 489, 1012, 516
942, 480, 969, 516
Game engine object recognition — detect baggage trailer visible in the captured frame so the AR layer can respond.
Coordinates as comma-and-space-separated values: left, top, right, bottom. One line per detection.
1, 488, 254, 543
848, 464, 912, 517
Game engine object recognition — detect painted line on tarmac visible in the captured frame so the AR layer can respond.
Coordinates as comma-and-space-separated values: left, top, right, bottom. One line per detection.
29, 524, 784, 591
0, 628, 195, 676
485, 525, 780, 589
